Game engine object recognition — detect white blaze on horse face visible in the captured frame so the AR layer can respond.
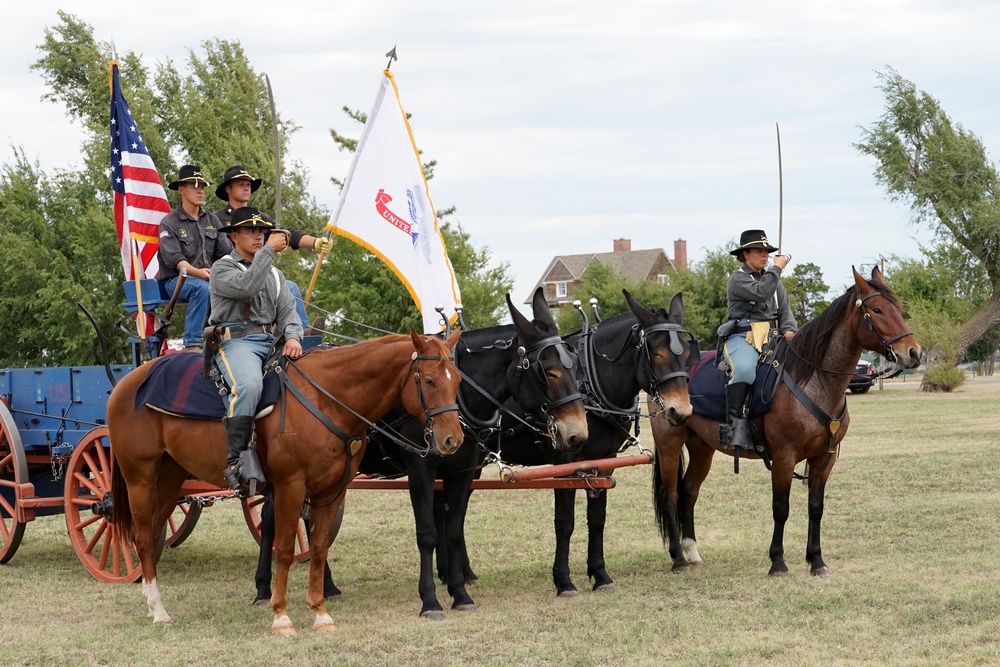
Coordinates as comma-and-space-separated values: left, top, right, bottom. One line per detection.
445, 368, 452, 382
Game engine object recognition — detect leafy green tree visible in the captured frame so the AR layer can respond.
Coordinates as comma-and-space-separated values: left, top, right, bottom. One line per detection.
782, 262, 829, 324
856, 67, 1000, 388
0, 153, 126, 366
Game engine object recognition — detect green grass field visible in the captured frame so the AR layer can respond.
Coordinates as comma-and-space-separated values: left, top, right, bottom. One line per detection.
2, 379, 999, 666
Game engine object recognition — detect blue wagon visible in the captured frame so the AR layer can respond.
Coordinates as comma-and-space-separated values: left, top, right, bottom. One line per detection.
0, 279, 313, 582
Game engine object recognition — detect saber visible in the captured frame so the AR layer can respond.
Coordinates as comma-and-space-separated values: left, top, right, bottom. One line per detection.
263, 73, 281, 228
776, 122, 783, 254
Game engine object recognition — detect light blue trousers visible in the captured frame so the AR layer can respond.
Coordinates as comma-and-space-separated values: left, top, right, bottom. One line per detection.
215, 334, 274, 418
723, 319, 760, 385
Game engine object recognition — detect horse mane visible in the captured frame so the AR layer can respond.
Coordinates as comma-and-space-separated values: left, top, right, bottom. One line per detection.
783, 275, 900, 384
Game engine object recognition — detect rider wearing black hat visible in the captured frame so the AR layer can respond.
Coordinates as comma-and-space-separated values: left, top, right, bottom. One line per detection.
214, 165, 331, 330
719, 230, 797, 451
209, 206, 303, 493
157, 165, 231, 351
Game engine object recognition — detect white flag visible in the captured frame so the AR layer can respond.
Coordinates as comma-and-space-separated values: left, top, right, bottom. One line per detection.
326, 70, 461, 334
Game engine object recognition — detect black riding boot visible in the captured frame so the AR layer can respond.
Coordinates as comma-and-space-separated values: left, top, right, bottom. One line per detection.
222, 415, 265, 495
721, 382, 753, 452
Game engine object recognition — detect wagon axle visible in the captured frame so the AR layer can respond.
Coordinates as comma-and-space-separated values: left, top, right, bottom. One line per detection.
90, 491, 113, 520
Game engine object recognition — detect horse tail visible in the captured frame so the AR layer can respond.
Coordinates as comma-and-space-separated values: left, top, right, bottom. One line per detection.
652, 449, 687, 545
111, 459, 133, 540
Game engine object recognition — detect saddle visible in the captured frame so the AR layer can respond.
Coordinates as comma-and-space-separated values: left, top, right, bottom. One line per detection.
689, 336, 788, 422
135, 353, 281, 420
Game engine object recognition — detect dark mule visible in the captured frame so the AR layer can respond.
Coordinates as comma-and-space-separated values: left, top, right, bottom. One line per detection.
108, 329, 464, 634
254, 287, 590, 618
650, 267, 921, 575
487, 289, 694, 596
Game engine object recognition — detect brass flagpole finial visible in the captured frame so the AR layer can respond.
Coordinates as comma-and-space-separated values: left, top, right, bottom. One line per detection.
385, 45, 398, 71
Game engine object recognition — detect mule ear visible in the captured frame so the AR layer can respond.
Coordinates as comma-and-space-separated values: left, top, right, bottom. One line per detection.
444, 326, 461, 350
506, 293, 534, 336
623, 288, 653, 325
668, 291, 684, 324
530, 286, 555, 326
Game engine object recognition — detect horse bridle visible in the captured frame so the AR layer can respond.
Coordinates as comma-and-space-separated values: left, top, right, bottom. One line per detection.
583, 321, 697, 417
281, 352, 458, 458
856, 290, 913, 365
513, 335, 586, 446
404, 352, 460, 452
638, 322, 697, 414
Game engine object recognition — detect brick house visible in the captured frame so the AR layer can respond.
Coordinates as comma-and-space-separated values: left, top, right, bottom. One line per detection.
527, 239, 688, 306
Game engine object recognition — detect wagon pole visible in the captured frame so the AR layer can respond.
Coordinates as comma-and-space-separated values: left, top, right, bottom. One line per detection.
304, 45, 399, 305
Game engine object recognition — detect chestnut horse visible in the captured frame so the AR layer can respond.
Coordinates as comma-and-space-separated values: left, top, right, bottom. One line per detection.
649, 267, 921, 576
108, 329, 464, 634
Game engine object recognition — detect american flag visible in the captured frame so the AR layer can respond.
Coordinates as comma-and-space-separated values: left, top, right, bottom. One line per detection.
109, 62, 170, 282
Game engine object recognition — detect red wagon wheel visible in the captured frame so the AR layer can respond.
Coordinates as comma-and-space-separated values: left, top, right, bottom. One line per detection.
241, 495, 314, 564
64, 427, 141, 584
0, 400, 29, 564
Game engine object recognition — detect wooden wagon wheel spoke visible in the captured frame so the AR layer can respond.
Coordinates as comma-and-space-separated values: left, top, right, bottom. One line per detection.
162, 500, 202, 549
0, 400, 28, 564
63, 427, 141, 584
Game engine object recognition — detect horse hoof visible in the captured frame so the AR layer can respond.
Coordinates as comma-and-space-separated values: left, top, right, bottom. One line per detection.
271, 625, 296, 637
768, 568, 789, 578
253, 596, 271, 606
811, 566, 830, 577
420, 610, 445, 621
594, 582, 617, 592
453, 603, 477, 613
672, 563, 691, 574
314, 622, 338, 633
557, 589, 579, 599
465, 576, 479, 586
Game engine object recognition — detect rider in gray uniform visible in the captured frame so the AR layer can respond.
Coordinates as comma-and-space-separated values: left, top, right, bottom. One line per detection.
209, 206, 304, 492
721, 229, 796, 451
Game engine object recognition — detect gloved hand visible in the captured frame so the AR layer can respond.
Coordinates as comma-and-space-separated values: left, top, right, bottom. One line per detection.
313, 237, 332, 254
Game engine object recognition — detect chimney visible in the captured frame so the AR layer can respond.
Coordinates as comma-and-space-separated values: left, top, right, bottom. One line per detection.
673, 239, 687, 271
613, 238, 631, 253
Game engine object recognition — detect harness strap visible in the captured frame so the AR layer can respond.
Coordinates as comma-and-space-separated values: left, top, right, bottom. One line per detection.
779, 370, 846, 479
279, 368, 356, 444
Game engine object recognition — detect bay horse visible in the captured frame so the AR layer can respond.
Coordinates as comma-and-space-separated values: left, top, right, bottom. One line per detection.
253, 287, 591, 618
108, 329, 464, 634
649, 267, 921, 576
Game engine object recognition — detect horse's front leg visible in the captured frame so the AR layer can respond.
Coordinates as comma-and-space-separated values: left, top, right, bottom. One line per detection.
586, 485, 615, 591
768, 460, 795, 576
678, 435, 715, 567
303, 498, 340, 632
270, 488, 307, 635
805, 453, 836, 576
552, 487, 578, 596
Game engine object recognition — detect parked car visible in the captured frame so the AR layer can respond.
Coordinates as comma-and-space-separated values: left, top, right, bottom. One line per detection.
848, 359, 875, 393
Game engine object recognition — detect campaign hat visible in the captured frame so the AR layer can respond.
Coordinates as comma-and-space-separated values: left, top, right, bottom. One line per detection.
218, 206, 274, 234
730, 229, 778, 256
168, 164, 211, 191
215, 165, 262, 201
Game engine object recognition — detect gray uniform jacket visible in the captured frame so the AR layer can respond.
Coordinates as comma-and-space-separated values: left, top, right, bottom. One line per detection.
726, 264, 797, 334
208, 246, 304, 342
157, 206, 232, 281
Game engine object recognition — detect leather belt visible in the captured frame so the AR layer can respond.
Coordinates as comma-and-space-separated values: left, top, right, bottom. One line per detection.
219, 322, 276, 341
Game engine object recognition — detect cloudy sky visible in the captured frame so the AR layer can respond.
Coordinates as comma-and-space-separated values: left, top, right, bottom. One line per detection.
3, 2, 999, 308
